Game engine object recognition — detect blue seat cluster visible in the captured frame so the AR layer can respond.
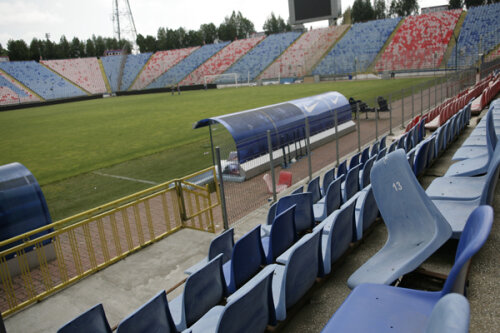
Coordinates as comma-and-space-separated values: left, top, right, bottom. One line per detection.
447, 3, 500, 68
0, 74, 29, 98
120, 53, 152, 91
313, 18, 401, 75
222, 32, 302, 83
0, 61, 86, 100
148, 42, 230, 88
101, 55, 122, 93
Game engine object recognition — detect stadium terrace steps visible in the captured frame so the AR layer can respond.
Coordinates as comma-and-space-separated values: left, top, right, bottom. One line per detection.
130, 47, 199, 90
258, 25, 349, 80
101, 55, 123, 93
447, 3, 500, 68
374, 9, 462, 72
147, 42, 230, 89
41, 58, 108, 94
313, 17, 401, 76
119, 53, 153, 91
221, 31, 302, 83
180, 36, 265, 86
366, 18, 405, 73
0, 70, 41, 105
98, 58, 112, 94
0, 61, 87, 100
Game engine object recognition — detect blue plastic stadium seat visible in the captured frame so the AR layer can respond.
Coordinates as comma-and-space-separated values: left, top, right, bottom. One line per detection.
388, 140, 398, 153
313, 176, 343, 222
275, 192, 315, 235
321, 167, 335, 196
353, 185, 379, 242
359, 155, 375, 188
223, 225, 266, 294
291, 186, 304, 195
184, 228, 234, 275
347, 150, 452, 288
272, 228, 321, 321
261, 205, 296, 264
307, 176, 322, 204
170, 254, 227, 331
360, 146, 371, 166
413, 139, 431, 176
116, 290, 177, 333
315, 193, 358, 276
379, 135, 387, 150
342, 164, 361, 203
337, 160, 347, 179
348, 152, 361, 170
370, 141, 379, 157
186, 265, 276, 333
376, 147, 387, 160
57, 304, 111, 333
323, 205, 492, 332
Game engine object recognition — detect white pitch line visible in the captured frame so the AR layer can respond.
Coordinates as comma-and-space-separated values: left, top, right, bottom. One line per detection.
93, 171, 158, 185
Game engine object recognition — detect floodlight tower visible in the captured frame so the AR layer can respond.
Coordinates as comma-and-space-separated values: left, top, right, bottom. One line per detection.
112, 0, 139, 53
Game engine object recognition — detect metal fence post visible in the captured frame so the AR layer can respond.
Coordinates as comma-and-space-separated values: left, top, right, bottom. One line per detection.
356, 103, 361, 152
215, 147, 229, 230
401, 89, 405, 129
267, 130, 277, 203
389, 93, 393, 135
335, 109, 340, 167
305, 118, 312, 182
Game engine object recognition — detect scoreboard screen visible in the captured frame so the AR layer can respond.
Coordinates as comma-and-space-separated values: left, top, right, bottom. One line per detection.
288, 0, 341, 25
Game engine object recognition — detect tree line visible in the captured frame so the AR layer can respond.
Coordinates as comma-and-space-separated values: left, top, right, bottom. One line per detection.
0, 11, 289, 61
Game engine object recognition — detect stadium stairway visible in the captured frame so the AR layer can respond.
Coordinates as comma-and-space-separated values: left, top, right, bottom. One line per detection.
5, 95, 500, 332
98, 58, 112, 94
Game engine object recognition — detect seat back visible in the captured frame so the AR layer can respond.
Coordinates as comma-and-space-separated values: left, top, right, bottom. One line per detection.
229, 225, 266, 292
218, 265, 276, 332
276, 192, 314, 234
322, 168, 335, 195
283, 229, 321, 310
278, 171, 292, 187
268, 205, 296, 263
324, 176, 343, 216
377, 96, 389, 111
291, 185, 303, 195
397, 133, 406, 150
266, 201, 278, 225
344, 164, 361, 202
348, 152, 360, 170
208, 228, 234, 263
337, 160, 347, 179
435, 126, 446, 156
360, 156, 375, 188
441, 206, 493, 296
377, 147, 387, 160
480, 145, 500, 205
426, 136, 436, 167
418, 118, 426, 143
328, 195, 357, 264
379, 135, 387, 149
485, 104, 497, 156
307, 176, 322, 204
370, 141, 379, 157
371, 150, 452, 263
388, 140, 397, 153
183, 255, 227, 327
58, 304, 111, 333
413, 139, 430, 176
354, 185, 379, 242
116, 291, 176, 333
425, 293, 470, 333
360, 146, 370, 166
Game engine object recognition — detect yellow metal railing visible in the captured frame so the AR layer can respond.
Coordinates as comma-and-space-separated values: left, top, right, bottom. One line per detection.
0, 166, 220, 317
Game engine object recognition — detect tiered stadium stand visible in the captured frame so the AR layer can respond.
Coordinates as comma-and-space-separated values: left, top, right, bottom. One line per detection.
375, 9, 462, 71
221, 31, 302, 83
120, 53, 152, 91
0, 71, 40, 105
41, 58, 107, 94
313, 18, 401, 76
147, 42, 230, 88
180, 36, 265, 86
0, 61, 86, 100
101, 55, 123, 93
259, 26, 349, 80
448, 3, 500, 68
130, 47, 199, 90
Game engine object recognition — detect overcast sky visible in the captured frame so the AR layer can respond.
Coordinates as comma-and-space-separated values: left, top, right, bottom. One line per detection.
0, 0, 447, 48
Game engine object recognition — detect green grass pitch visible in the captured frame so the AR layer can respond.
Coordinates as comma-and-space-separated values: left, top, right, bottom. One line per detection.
0, 78, 431, 220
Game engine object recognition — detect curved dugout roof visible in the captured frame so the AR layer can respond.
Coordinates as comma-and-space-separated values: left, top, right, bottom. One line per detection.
194, 91, 351, 164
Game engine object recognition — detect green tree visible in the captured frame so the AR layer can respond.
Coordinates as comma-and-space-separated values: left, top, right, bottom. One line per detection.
7, 39, 30, 60
185, 30, 203, 47
43, 39, 57, 59
464, 0, 485, 7
57, 35, 70, 59
352, 0, 375, 23
342, 6, 352, 25
137, 34, 157, 52
0, 42, 5, 56
85, 38, 96, 57
200, 23, 218, 44
70, 37, 85, 58
449, 0, 463, 9
218, 11, 255, 41
93, 35, 106, 56
389, 0, 419, 17
374, 0, 387, 19
263, 12, 291, 35
29, 38, 42, 61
